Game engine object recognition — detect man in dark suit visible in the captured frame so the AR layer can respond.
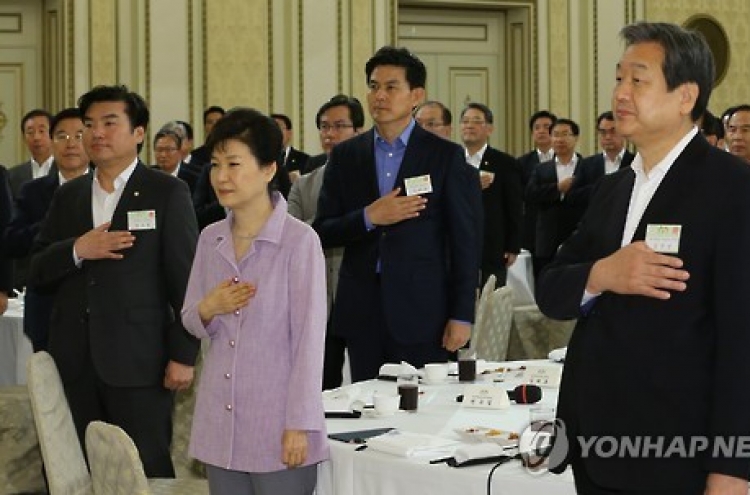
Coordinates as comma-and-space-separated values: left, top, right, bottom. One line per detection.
525, 118, 589, 278
4, 108, 91, 351
29, 85, 199, 478
459, 102, 522, 287
578, 110, 635, 184
517, 110, 557, 273
0, 166, 11, 315
8, 109, 54, 198
314, 46, 482, 382
537, 22, 750, 495
272, 113, 310, 182
189, 105, 225, 168
152, 129, 200, 194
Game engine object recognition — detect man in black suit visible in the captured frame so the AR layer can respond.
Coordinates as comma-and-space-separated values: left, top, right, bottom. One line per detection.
189, 105, 225, 168
272, 113, 310, 182
8, 109, 54, 198
517, 110, 557, 273
29, 85, 199, 478
537, 22, 750, 494
152, 129, 200, 195
579, 110, 635, 182
0, 166, 11, 315
525, 118, 589, 278
314, 46, 482, 381
459, 102, 522, 287
4, 108, 90, 351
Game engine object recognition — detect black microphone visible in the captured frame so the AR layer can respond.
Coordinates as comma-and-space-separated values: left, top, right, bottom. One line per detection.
507, 384, 542, 404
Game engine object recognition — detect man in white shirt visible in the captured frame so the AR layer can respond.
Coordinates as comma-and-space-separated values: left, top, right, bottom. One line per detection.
725, 104, 750, 163
9, 109, 54, 198
537, 22, 750, 495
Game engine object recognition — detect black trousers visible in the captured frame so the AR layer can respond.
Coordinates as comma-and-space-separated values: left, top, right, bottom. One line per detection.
572, 459, 704, 495
63, 355, 175, 478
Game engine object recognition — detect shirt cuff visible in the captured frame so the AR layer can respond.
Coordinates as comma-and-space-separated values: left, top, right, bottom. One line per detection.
363, 210, 375, 231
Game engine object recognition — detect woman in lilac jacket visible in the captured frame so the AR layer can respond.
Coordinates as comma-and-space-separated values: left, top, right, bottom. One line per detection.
181, 108, 328, 494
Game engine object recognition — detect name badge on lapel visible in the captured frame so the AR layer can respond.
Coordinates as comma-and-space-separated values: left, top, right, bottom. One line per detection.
127, 210, 157, 230
645, 224, 681, 254
404, 174, 433, 196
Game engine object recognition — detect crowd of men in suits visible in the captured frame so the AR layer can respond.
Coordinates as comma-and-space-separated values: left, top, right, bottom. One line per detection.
3, 29, 750, 491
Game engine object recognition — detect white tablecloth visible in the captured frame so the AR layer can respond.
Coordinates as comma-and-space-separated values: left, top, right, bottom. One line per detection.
0, 299, 33, 386
317, 360, 574, 495
507, 250, 535, 307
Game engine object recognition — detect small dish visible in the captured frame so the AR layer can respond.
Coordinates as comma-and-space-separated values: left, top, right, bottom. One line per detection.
454, 426, 519, 447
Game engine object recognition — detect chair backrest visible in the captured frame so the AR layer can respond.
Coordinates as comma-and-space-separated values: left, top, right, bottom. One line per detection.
471, 275, 496, 351
474, 286, 514, 362
26, 351, 93, 495
85, 421, 151, 495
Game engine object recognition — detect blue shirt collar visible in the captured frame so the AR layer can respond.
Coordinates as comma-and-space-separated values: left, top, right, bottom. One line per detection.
374, 119, 417, 148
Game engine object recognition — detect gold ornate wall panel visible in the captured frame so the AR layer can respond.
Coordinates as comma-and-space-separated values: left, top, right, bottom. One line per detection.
547, 0, 570, 118
89, 0, 117, 85
643, 0, 750, 119
350, 1, 376, 98
204, 0, 268, 109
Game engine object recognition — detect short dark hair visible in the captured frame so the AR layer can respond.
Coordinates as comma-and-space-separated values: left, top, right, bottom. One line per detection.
553, 118, 580, 136
528, 110, 557, 132
461, 102, 493, 124
21, 109, 52, 133
415, 101, 452, 126
153, 129, 183, 149
315, 95, 365, 129
50, 108, 83, 136
728, 104, 750, 122
271, 113, 292, 131
78, 85, 150, 131
177, 120, 193, 141
701, 110, 724, 139
596, 111, 615, 128
620, 22, 714, 122
207, 108, 282, 194
365, 46, 426, 89
203, 105, 225, 124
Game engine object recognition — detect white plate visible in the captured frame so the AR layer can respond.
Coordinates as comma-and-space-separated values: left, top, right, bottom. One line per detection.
454, 426, 519, 447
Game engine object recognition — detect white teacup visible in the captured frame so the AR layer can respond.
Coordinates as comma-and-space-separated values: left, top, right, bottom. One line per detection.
373, 394, 400, 416
424, 363, 448, 383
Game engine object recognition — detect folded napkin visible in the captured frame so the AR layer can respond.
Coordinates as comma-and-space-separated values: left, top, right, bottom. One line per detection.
378, 361, 420, 379
367, 430, 458, 458
322, 386, 361, 413
548, 347, 567, 363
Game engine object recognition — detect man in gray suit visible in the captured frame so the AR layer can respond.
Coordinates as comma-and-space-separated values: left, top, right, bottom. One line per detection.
9, 109, 54, 198
288, 94, 364, 389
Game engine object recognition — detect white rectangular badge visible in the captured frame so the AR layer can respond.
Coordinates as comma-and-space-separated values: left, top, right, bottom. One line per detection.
645, 224, 681, 254
404, 174, 433, 196
127, 210, 156, 230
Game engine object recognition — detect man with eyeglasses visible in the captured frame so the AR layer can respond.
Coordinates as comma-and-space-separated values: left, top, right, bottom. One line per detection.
726, 104, 750, 163
459, 102, 522, 287
288, 94, 364, 389
525, 118, 589, 278
4, 108, 91, 351
152, 129, 199, 195
415, 100, 453, 140
314, 46, 482, 381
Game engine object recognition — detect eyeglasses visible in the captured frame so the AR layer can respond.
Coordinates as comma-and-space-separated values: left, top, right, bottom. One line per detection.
552, 132, 575, 139
319, 123, 354, 133
154, 147, 179, 154
53, 132, 84, 143
460, 118, 487, 126
417, 120, 446, 130
597, 128, 617, 136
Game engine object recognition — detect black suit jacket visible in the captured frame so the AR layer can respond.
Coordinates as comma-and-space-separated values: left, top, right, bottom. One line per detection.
280, 147, 310, 173
151, 163, 200, 196
29, 163, 200, 386
314, 124, 482, 345
525, 154, 590, 258
576, 150, 635, 200
517, 150, 550, 253
305, 153, 327, 174
477, 146, 523, 273
0, 166, 12, 293
537, 135, 750, 489
5, 173, 61, 258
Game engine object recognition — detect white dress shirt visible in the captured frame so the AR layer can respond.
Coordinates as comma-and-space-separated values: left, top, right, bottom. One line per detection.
31, 156, 54, 179
464, 143, 488, 169
604, 149, 626, 175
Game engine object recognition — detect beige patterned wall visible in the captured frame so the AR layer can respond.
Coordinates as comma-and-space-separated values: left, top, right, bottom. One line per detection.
644, 0, 750, 117
89, 0, 117, 85
203, 0, 269, 110
547, 0, 570, 118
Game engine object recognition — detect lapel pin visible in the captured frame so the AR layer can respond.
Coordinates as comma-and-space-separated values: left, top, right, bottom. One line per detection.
134, 191, 140, 197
